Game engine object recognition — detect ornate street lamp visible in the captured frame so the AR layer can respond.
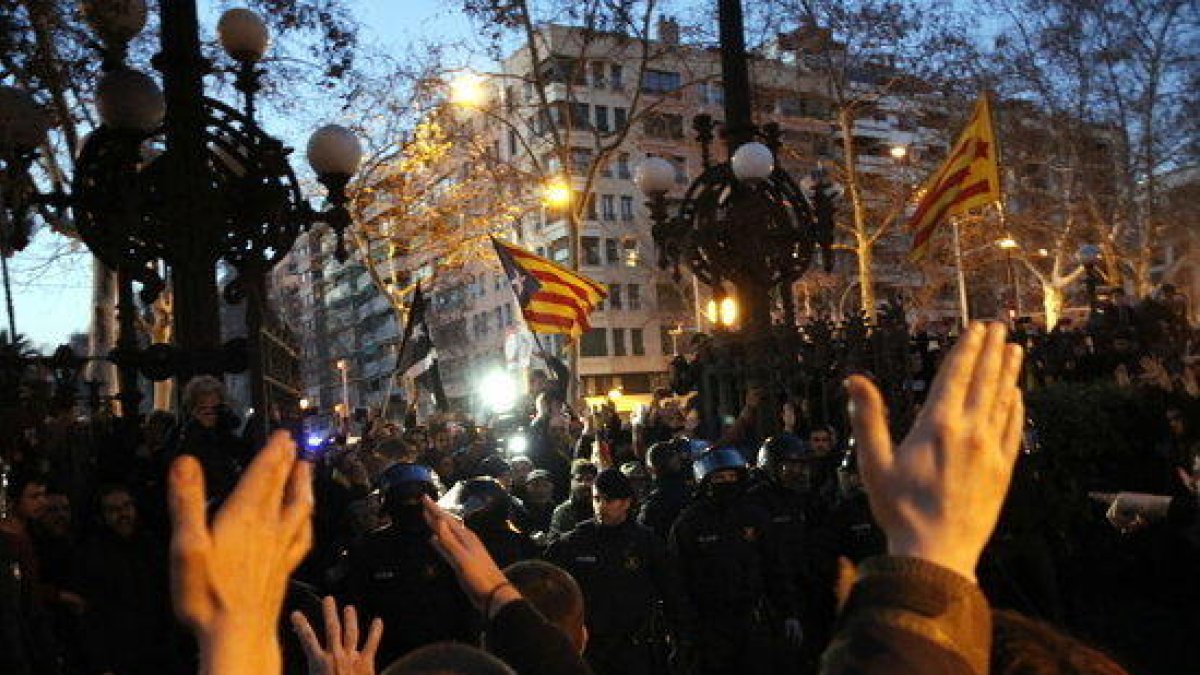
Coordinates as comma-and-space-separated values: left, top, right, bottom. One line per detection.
0, 0, 361, 432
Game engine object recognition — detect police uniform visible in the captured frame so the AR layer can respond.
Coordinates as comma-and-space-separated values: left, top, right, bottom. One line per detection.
547, 518, 690, 675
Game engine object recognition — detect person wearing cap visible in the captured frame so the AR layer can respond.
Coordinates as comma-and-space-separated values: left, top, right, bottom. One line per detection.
748, 433, 831, 671
343, 462, 477, 666
546, 468, 693, 675
668, 447, 799, 674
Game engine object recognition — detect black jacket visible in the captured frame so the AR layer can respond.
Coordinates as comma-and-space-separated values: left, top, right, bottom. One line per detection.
546, 519, 692, 639
637, 475, 690, 540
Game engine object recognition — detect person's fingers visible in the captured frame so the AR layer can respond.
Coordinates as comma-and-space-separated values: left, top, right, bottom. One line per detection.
322, 595, 342, 655
285, 518, 313, 570
991, 343, 1025, 429
964, 322, 1009, 416
290, 610, 324, 662
282, 460, 315, 540
423, 496, 469, 558
362, 617, 384, 662
1000, 391, 1025, 462
846, 375, 893, 477
342, 603, 359, 653
167, 456, 210, 624
925, 321, 987, 414
226, 431, 295, 517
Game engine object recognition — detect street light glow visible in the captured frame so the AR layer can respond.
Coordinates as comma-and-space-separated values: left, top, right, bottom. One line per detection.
706, 297, 738, 327
479, 371, 519, 413
542, 177, 572, 208
890, 145, 908, 159
449, 72, 489, 108
997, 237, 1018, 250
607, 388, 623, 401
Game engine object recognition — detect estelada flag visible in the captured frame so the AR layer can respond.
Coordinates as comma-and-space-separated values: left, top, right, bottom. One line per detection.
491, 238, 606, 341
907, 93, 1002, 259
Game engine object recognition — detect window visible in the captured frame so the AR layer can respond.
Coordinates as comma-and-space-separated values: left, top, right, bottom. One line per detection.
582, 237, 601, 266
609, 284, 623, 309
601, 194, 616, 221
622, 239, 639, 266
699, 81, 724, 105
631, 328, 645, 355
570, 102, 591, 130
508, 130, 518, 156
493, 306, 503, 327
605, 238, 619, 264
595, 105, 610, 133
610, 64, 624, 89
576, 191, 597, 220
580, 328, 608, 356
627, 284, 641, 310
503, 304, 513, 326
590, 61, 606, 88
620, 195, 635, 221
778, 97, 803, 117
542, 56, 586, 85
643, 113, 684, 140
617, 153, 631, 179
570, 147, 592, 175
614, 107, 628, 130
549, 238, 570, 263
612, 328, 627, 356
643, 69, 682, 94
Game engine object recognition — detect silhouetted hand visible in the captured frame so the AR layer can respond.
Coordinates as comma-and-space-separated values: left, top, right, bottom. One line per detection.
848, 321, 1025, 582
169, 431, 313, 675
291, 596, 382, 675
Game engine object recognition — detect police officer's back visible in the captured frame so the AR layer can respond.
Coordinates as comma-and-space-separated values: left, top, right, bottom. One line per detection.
547, 469, 692, 675
344, 463, 477, 666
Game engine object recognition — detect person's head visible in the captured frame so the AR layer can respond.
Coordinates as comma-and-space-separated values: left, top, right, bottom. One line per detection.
9, 471, 49, 523
183, 375, 227, 429
524, 470, 555, 506
39, 491, 72, 537
503, 560, 587, 654
807, 426, 837, 457
693, 447, 748, 504
432, 428, 453, 453
646, 438, 689, 479
758, 434, 816, 492
376, 463, 440, 528
1165, 406, 1189, 439
509, 455, 533, 486
98, 484, 137, 538
683, 408, 701, 434
569, 459, 598, 502
619, 461, 651, 502
439, 477, 511, 531
478, 455, 513, 491
432, 454, 457, 485
781, 398, 800, 432
382, 642, 515, 675
592, 468, 635, 526
990, 609, 1130, 675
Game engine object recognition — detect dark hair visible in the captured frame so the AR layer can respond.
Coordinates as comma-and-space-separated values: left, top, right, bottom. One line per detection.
991, 609, 1129, 675
375, 437, 416, 462
503, 560, 585, 639
381, 642, 515, 675
9, 470, 49, 501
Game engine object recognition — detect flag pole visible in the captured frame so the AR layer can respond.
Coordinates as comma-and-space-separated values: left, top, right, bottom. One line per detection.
952, 217, 970, 327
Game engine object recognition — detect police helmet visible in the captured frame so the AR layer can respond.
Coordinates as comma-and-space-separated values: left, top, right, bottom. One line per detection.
375, 462, 440, 507
438, 476, 510, 525
757, 433, 812, 471
692, 446, 749, 484
478, 454, 512, 479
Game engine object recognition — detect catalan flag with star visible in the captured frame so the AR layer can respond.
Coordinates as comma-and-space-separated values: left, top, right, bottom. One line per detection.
907, 92, 1002, 259
492, 237, 607, 341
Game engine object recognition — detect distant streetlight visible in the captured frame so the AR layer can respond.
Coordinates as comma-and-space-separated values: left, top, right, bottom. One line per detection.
449, 72, 489, 109
889, 145, 909, 160
542, 177, 572, 209
607, 388, 623, 402
706, 297, 738, 327
995, 236, 1022, 318
997, 237, 1018, 250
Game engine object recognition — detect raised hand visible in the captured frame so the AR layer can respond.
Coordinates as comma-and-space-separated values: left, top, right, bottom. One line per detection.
422, 495, 521, 618
169, 430, 314, 675
290, 596, 383, 675
847, 321, 1025, 582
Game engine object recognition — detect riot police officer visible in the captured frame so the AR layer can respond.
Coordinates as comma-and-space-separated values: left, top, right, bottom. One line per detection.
638, 438, 693, 540
669, 447, 800, 675
440, 476, 539, 568
546, 469, 693, 675
344, 463, 478, 666
822, 447, 886, 564
748, 434, 832, 672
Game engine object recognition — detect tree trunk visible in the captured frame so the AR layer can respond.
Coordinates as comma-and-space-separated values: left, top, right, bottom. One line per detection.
856, 234, 875, 318
86, 258, 117, 391
838, 108, 875, 322
1042, 282, 1064, 330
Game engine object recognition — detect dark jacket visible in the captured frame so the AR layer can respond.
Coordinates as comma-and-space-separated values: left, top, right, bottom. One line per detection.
546, 519, 692, 640
637, 475, 690, 540
487, 599, 592, 675
820, 556, 991, 675
550, 498, 592, 537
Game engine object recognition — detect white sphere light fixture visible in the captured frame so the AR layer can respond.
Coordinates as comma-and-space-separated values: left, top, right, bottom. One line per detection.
217, 8, 270, 63
80, 0, 148, 45
307, 124, 362, 176
0, 86, 49, 152
634, 156, 676, 195
731, 142, 775, 182
96, 68, 165, 133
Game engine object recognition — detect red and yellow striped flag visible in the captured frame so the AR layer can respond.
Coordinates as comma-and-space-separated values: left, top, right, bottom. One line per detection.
492, 238, 607, 340
907, 93, 1002, 259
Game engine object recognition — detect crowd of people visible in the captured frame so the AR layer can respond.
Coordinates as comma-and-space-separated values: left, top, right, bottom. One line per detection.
1, 298, 1197, 674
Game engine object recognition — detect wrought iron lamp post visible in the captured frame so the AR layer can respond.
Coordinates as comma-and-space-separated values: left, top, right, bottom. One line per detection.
636, 0, 835, 340
0, 0, 361, 433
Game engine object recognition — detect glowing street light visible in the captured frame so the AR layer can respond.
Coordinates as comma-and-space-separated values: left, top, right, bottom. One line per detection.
449, 72, 489, 108
479, 371, 519, 413
607, 388, 623, 402
706, 297, 738, 327
889, 145, 909, 160
542, 177, 572, 209
997, 237, 1018, 250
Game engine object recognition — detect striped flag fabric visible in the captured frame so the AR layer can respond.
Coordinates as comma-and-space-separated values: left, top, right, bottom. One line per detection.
907, 93, 1002, 259
491, 238, 607, 340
